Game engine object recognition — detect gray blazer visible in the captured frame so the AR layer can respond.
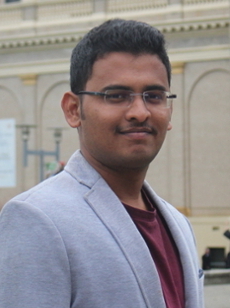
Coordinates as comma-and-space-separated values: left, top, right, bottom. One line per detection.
0, 150, 204, 308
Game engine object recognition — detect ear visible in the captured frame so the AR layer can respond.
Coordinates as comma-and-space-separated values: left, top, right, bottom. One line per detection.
167, 104, 173, 131
167, 121, 172, 131
61, 92, 81, 128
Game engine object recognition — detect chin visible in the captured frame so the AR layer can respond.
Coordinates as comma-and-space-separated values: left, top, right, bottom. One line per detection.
119, 153, 156, 170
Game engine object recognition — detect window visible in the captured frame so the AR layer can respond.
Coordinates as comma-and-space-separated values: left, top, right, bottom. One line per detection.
5, 0, 20, 3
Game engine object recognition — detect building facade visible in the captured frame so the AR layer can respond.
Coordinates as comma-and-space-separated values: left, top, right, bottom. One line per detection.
0, 0, 230, 259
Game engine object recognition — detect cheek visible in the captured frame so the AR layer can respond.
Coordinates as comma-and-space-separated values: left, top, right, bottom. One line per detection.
80, 109, 113, 142
152, 110, 171, 130
86, 105, 120, 131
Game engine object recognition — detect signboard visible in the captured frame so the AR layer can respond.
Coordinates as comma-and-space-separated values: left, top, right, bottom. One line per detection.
0, 118, 16, 187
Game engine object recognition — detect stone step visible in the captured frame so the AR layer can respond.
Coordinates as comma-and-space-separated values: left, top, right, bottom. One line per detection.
204, 269, 230, 285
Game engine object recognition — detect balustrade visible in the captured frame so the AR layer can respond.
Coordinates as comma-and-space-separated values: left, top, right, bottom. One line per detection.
0, 5, 21, 24
184, 0, 226, 3
0, 0, 228, 26
38, 0, 93, 21
107, 0, 167, 13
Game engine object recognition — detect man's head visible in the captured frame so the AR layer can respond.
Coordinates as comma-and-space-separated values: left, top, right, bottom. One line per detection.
70, 19, 171, 94
62, 19, 174, 173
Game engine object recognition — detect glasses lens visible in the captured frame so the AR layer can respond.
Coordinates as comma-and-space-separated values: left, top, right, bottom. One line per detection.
144, 90, 168, 107
105, 90, 131, 104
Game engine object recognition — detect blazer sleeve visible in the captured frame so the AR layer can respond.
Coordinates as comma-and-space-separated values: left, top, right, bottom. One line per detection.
0, 201, 71, 308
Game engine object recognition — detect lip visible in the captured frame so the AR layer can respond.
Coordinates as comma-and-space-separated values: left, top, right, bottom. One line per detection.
118, 127, 156, 141
119, 127, 155, 135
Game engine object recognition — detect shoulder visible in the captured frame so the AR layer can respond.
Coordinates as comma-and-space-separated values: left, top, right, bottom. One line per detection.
2, 150, 102, 215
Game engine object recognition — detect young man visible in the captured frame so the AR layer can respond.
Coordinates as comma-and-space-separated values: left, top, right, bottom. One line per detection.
0, 19, 204, 308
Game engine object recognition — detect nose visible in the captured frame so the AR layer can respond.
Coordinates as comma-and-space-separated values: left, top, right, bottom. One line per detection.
125, 94, 151, 123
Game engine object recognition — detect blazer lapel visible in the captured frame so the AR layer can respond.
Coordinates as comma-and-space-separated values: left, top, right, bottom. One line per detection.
65, 151, 167, 307
143, 182, 200, 308
85, 177, 166, 308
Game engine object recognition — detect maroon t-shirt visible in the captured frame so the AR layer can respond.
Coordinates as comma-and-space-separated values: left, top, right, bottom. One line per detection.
123, 191, 185, 308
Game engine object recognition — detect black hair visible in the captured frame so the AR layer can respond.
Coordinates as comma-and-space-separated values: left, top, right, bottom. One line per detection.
70, 19, 171, 93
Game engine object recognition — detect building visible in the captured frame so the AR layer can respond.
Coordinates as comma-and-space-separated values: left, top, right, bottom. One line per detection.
0, 0, 230, 261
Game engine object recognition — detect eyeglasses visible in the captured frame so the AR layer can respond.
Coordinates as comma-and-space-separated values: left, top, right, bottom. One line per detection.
76, 89, 176, 108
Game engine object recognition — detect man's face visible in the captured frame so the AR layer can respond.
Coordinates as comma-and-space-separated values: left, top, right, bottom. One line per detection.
66, 52, 172, 171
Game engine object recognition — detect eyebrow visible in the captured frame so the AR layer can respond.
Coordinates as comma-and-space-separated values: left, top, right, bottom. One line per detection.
101, 85, 132, 92
144, 85, 167, 92
101, 84, 168, 92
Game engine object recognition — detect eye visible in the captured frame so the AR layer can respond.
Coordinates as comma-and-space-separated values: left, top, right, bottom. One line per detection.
105, 90, 130, 103
144, 91, 165, 104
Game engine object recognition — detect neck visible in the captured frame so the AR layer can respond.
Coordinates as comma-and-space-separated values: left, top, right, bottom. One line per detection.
104, 169, 148, 210
83, 152, 149, 210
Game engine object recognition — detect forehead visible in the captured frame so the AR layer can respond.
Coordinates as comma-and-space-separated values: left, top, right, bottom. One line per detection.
86, 52, 169, 90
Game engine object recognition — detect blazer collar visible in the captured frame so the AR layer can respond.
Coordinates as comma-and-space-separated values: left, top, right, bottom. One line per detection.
65, 150, 166, 308
65, 150, 201, 307
144, 182, 201, 308
64, 150, 101, 188
86, 178, 166, 308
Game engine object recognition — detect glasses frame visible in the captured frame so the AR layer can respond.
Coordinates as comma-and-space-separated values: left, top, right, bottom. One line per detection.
76, 90, 177, 108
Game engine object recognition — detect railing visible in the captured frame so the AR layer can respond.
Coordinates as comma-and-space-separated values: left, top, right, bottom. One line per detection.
107, 0, 168, 13
183, 0, 226, 3
0, 0, 228, 26
0, 4, 22, 24
0, 0, 93, 25
38, 0, 93, 21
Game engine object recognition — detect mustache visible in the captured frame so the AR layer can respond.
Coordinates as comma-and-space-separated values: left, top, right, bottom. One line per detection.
116, 122, 157, 135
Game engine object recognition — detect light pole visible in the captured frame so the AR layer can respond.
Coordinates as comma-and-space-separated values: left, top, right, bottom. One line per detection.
17, 125, 65, 182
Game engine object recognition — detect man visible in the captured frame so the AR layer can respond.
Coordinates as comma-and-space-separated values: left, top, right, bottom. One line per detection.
0, 19, 204, 308
202, 248, 211, 270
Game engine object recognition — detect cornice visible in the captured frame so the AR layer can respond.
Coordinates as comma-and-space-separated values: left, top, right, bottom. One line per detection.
157, 18, 230, 33
0, 44, 229, 78
0, 58, 70, 78
169, 44, 230, 63
0, 16, 229, 52
0, 34, 82, 50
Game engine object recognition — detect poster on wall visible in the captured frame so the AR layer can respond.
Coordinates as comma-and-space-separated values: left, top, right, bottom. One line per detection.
0, 118, 16, 187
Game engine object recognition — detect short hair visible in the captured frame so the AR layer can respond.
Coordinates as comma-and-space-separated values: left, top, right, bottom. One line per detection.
70, 19, 171, 94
